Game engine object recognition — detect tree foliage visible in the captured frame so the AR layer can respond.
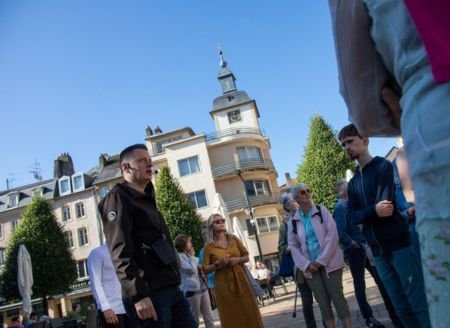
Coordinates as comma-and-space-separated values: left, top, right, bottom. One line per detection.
296, 115, 355, 211
155, 166, 203, 252
0, 197, 77, 311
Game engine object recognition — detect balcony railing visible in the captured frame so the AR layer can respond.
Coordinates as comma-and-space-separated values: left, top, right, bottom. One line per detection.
211, 159, 275, 178
69, 278, 90, 291
225, 192, 280, 212
205, 127, 265, 142
149, 149, 165, 157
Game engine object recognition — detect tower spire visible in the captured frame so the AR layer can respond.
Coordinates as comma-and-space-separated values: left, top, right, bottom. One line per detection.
216, 44, 237, 94
217, 43, 227, 68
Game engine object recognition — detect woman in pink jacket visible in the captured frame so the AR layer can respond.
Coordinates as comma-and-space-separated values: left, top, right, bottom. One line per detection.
288, 184, 350, 328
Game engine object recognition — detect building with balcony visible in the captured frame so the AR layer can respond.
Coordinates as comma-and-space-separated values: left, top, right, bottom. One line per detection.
145, 51, 283, 269
0, 50, 285, 325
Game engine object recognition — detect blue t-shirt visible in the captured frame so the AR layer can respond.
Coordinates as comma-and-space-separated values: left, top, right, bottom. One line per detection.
198, 248, 215, 288
300, 209, 321, 261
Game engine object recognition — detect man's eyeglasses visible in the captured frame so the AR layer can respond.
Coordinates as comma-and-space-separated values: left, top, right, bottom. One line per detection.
300, 189, 311, 195
213, 219, 226, 225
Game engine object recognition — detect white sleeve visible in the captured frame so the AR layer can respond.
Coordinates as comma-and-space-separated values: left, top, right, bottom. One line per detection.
87, 250, 111, 312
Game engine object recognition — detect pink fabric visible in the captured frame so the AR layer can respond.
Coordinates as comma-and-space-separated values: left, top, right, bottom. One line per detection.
288, 205, 344, 279
404, 0, 450, 83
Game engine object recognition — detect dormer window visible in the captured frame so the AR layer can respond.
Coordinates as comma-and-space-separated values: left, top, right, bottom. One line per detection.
7, 193, 19, 208
72, 174, 84, 192
228, 110, 242, 124
32, 187, 43, 198
59, 176, 71, 195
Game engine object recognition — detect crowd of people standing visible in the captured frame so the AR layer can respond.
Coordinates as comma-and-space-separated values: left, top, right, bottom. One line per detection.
93, 133, 434, 328
87, 2, 449, 327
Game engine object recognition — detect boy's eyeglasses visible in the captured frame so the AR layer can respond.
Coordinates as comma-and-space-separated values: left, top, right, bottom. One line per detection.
300, 189, 311, 195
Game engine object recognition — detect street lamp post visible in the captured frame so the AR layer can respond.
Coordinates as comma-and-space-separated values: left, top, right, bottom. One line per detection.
237, 170, 264, 262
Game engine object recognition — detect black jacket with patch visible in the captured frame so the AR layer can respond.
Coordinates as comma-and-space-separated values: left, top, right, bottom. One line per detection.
98, 182, 180, 303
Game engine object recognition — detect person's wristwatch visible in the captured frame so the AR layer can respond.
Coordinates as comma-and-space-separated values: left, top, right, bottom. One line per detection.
214, 262, 219, 268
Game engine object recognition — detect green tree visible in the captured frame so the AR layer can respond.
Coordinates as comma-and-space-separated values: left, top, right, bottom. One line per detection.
155, 166, 203, 251
296, 115, 355, 211
0, 197, 77, 314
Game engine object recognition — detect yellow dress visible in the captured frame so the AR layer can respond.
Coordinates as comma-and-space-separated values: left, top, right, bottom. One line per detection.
204, 235, 264, 328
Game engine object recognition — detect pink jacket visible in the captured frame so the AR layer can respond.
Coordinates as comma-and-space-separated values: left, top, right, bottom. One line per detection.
287, 205, 344, 279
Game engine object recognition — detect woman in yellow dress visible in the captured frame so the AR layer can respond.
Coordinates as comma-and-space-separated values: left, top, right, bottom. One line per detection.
202, 213, 264, 328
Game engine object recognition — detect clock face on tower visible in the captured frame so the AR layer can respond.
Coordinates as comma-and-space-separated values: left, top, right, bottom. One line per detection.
228, 110, 242, 124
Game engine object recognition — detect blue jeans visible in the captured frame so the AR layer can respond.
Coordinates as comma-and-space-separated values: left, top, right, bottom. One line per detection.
374, 247, 430, 328
124, 287, 198, 328
345, 247, 373, 320
346, 247, 402, 327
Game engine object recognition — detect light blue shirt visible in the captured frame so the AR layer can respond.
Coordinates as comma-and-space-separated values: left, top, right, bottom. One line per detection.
300, 209, 321, 261
178, 252, 201, 293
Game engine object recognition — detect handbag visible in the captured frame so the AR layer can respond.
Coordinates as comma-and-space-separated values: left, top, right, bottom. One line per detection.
200, 273, 217, 310
278, 252, 295, 278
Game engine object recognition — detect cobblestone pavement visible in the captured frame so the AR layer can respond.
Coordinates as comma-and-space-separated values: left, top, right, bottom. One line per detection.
200, 268, 396, 328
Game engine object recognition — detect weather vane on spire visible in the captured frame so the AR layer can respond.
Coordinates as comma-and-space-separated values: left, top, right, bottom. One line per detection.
217, 42, 227, 68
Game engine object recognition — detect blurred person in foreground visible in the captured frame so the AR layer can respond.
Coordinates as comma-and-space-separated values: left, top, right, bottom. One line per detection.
329, 1, 450, 324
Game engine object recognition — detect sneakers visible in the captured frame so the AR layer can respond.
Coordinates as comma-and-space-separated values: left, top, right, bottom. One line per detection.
365, 317, 385, 328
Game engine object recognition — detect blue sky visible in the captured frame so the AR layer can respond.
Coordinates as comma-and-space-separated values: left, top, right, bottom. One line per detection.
0, 1, 396, 190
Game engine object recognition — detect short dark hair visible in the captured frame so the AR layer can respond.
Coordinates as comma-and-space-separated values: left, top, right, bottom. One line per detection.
335, 179, 348, 198
119, 144, 148, 164
174, 234, 191, 252
338, 124, 363, 141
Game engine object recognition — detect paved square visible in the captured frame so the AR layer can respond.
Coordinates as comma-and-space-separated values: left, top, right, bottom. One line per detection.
201, 268, 396, 327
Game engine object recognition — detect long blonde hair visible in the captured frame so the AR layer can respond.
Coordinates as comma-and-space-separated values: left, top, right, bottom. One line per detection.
206, 213, 227, 243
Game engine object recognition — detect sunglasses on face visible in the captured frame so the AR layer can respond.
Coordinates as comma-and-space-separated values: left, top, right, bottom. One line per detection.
213, 219, 226, 225
300, 189, 311, 195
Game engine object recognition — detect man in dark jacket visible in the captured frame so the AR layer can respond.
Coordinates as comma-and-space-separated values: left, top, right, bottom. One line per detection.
98, 144, 197, 328
338, 124, 430, 328
333, 180, 402, 328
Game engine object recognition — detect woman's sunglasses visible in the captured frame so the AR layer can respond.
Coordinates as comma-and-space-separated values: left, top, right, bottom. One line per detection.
300, 189, 311, 195
213, 219, 226, 224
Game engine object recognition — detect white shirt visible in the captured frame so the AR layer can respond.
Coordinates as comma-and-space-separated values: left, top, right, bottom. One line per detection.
255, 268, 269, 280
87, 244, 126, 314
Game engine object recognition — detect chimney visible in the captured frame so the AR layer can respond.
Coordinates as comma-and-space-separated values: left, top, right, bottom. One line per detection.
154, 126, 162, 134
145, 126, 154, 137
285, 173, 293, 187
99, 153, 108, 169
54, 153, 75, 178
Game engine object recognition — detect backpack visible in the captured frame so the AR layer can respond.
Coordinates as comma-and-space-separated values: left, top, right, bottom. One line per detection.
292, 205, 323, 235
